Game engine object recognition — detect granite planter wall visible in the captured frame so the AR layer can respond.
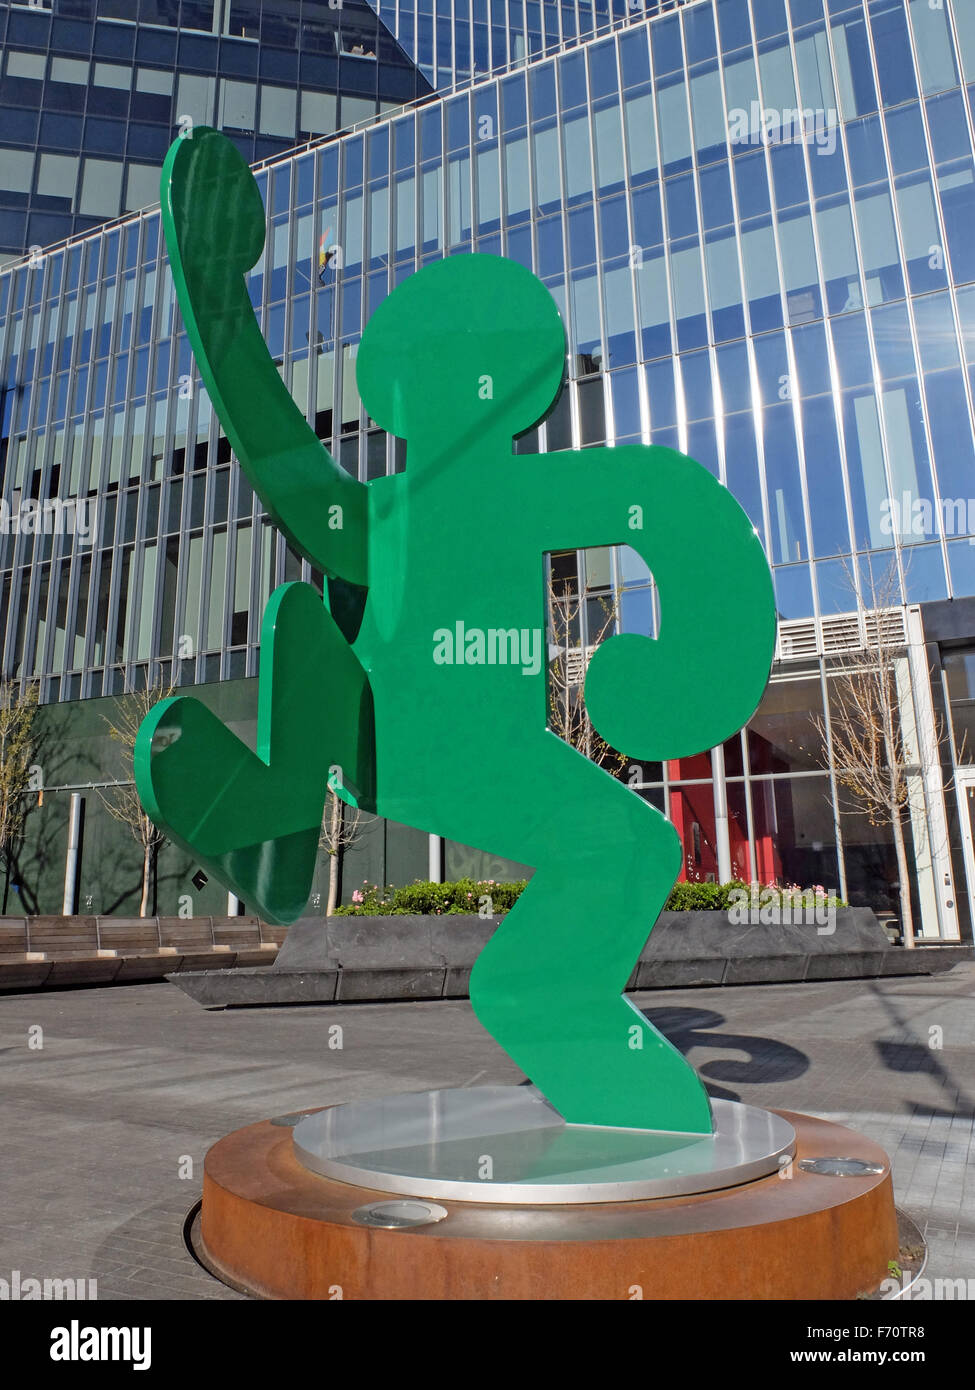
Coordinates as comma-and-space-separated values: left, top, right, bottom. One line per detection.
170, 908, 969, 1008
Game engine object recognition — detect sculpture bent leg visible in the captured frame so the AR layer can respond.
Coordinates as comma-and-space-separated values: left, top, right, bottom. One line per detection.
467, 754, 713, 1133
135, 582, 374, 925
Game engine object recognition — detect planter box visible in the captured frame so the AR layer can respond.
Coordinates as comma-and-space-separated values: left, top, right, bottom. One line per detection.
169, 907, 970, 1008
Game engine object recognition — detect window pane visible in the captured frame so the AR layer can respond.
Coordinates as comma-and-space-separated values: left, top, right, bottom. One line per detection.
125, 162, 158, 212
137, 68, 173, 95
0, 150, 35, 194
6, 52, 45, 80
748, 677, 825, 773
301, 90, 337, 135
52, 58, 90, 85
177, 74, 216, 126
37, 154, 78, 200
93, 62, 131, 90
260, 85, 297, 139
219, 80, 256, 132
80, 158, 123, 218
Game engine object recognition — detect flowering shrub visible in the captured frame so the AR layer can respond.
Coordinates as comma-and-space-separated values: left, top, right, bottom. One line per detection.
665, 879, 844, 912
333, 878, 528, 915
332, 877, 844, 915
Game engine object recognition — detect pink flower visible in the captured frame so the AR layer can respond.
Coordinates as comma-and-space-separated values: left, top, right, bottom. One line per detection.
352, 889, 364, 903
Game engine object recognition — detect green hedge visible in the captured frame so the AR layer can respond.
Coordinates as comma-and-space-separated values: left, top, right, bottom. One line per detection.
334, 878, 529, 915
334, 878, 844, 916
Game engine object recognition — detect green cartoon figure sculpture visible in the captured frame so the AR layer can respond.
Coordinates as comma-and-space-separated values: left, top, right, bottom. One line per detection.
135, 129, 776, 1134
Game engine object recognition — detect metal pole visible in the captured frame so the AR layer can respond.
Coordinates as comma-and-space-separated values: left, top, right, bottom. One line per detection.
227, 892, 240, 916
428, 833, 443, 883
62, 792, 82, 915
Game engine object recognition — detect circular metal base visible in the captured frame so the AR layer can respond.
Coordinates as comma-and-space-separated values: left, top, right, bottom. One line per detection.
291, 1085, 795, 1203
197, 1108, 898, 1299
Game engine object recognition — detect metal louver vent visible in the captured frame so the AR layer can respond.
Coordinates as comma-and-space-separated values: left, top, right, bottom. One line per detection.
775, 608, 908, 662
562, 645, 597, 686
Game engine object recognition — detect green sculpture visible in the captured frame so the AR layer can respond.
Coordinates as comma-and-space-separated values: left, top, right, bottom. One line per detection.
136, 129, 775, 1133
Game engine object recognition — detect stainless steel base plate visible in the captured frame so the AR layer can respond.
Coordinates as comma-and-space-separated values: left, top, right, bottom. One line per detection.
292, 1085, 796, 1204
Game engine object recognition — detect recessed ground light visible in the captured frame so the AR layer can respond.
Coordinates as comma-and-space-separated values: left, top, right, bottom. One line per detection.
798, 1157, 885, 1176
352, 1200, 449, 1228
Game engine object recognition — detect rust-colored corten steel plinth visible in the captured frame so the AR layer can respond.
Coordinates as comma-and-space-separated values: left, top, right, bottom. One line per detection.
198, 1108, 898, 1300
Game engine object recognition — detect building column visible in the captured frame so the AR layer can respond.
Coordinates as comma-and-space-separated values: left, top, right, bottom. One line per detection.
711, 744, 732, 885
904, 605, 960, 941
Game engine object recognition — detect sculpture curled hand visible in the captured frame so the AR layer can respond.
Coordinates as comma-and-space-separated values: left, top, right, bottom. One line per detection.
136, 129, 776, 1132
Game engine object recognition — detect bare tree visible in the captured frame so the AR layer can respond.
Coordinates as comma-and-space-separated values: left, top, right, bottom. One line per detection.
0, 680, 38, 912
546, 557, 626, 773
811, 559, 951, 948
100, 678, 175, 917
319, 784, 366, 916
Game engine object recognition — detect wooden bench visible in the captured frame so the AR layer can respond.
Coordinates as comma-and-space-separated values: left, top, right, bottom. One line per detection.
26, 916, 100, 958
0, 914, 286, 990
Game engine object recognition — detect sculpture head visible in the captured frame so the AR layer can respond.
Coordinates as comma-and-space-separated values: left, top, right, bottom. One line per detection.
355, 254, 566, 464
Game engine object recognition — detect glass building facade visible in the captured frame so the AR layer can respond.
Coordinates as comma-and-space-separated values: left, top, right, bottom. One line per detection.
2, 0, 975, 935
0, 0, 428, 261
371, 0, 664, 89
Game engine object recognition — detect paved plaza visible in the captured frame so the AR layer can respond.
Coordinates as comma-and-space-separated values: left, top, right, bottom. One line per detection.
0, 964, 972, 1300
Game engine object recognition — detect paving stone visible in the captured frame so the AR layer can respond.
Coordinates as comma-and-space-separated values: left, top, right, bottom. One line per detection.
0, 965, 972, 1298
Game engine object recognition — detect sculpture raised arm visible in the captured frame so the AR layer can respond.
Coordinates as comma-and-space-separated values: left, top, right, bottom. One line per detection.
162, 127, 367, 586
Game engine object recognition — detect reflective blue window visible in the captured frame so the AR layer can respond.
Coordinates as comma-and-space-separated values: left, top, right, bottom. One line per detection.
903, 544, 947, 602
791, 320, 831, 396
699, 162, 734, 230
924, 367, 975, 499
501, 73, 527, 130
665, 172, 697, 240
830, 10, 878, 118
938, 160, 975, 285
752, 0, 788, 42
846, 115, 888, 188
870, 0, 919, 107
734, 150, 771, 219
717, 340, 752, 413
949, 538, 975, 598
871, 301, 916, 381
926, 91, 971, 165
530, 61, 556, 119
913, 291, 961, 372
907, 0, 958, 95
725, 411, 766, 542
680, 8, 715, 69
680, 348, 712, 420
885, 103, 928, 175
558, 47, 585, 106
774, 563, 814, 618
599, 193, 629, 260
650, 14, 683, 77
741, 213, 783, 333
631, 183, 663, 249
803, 395, 851, 557
619, 27, 650, 88
832, 312, 873, 387
706, 227, 746, 342
753, 331, 791, 406
568, 204, 595, 268
895, 171, 948, 293
645, 357, 677, 428
716, 0, 752, 55
611, 367, 642, 440
808, 136, 848, 197
769, 142, 809, 210
586, 38, 614, 99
